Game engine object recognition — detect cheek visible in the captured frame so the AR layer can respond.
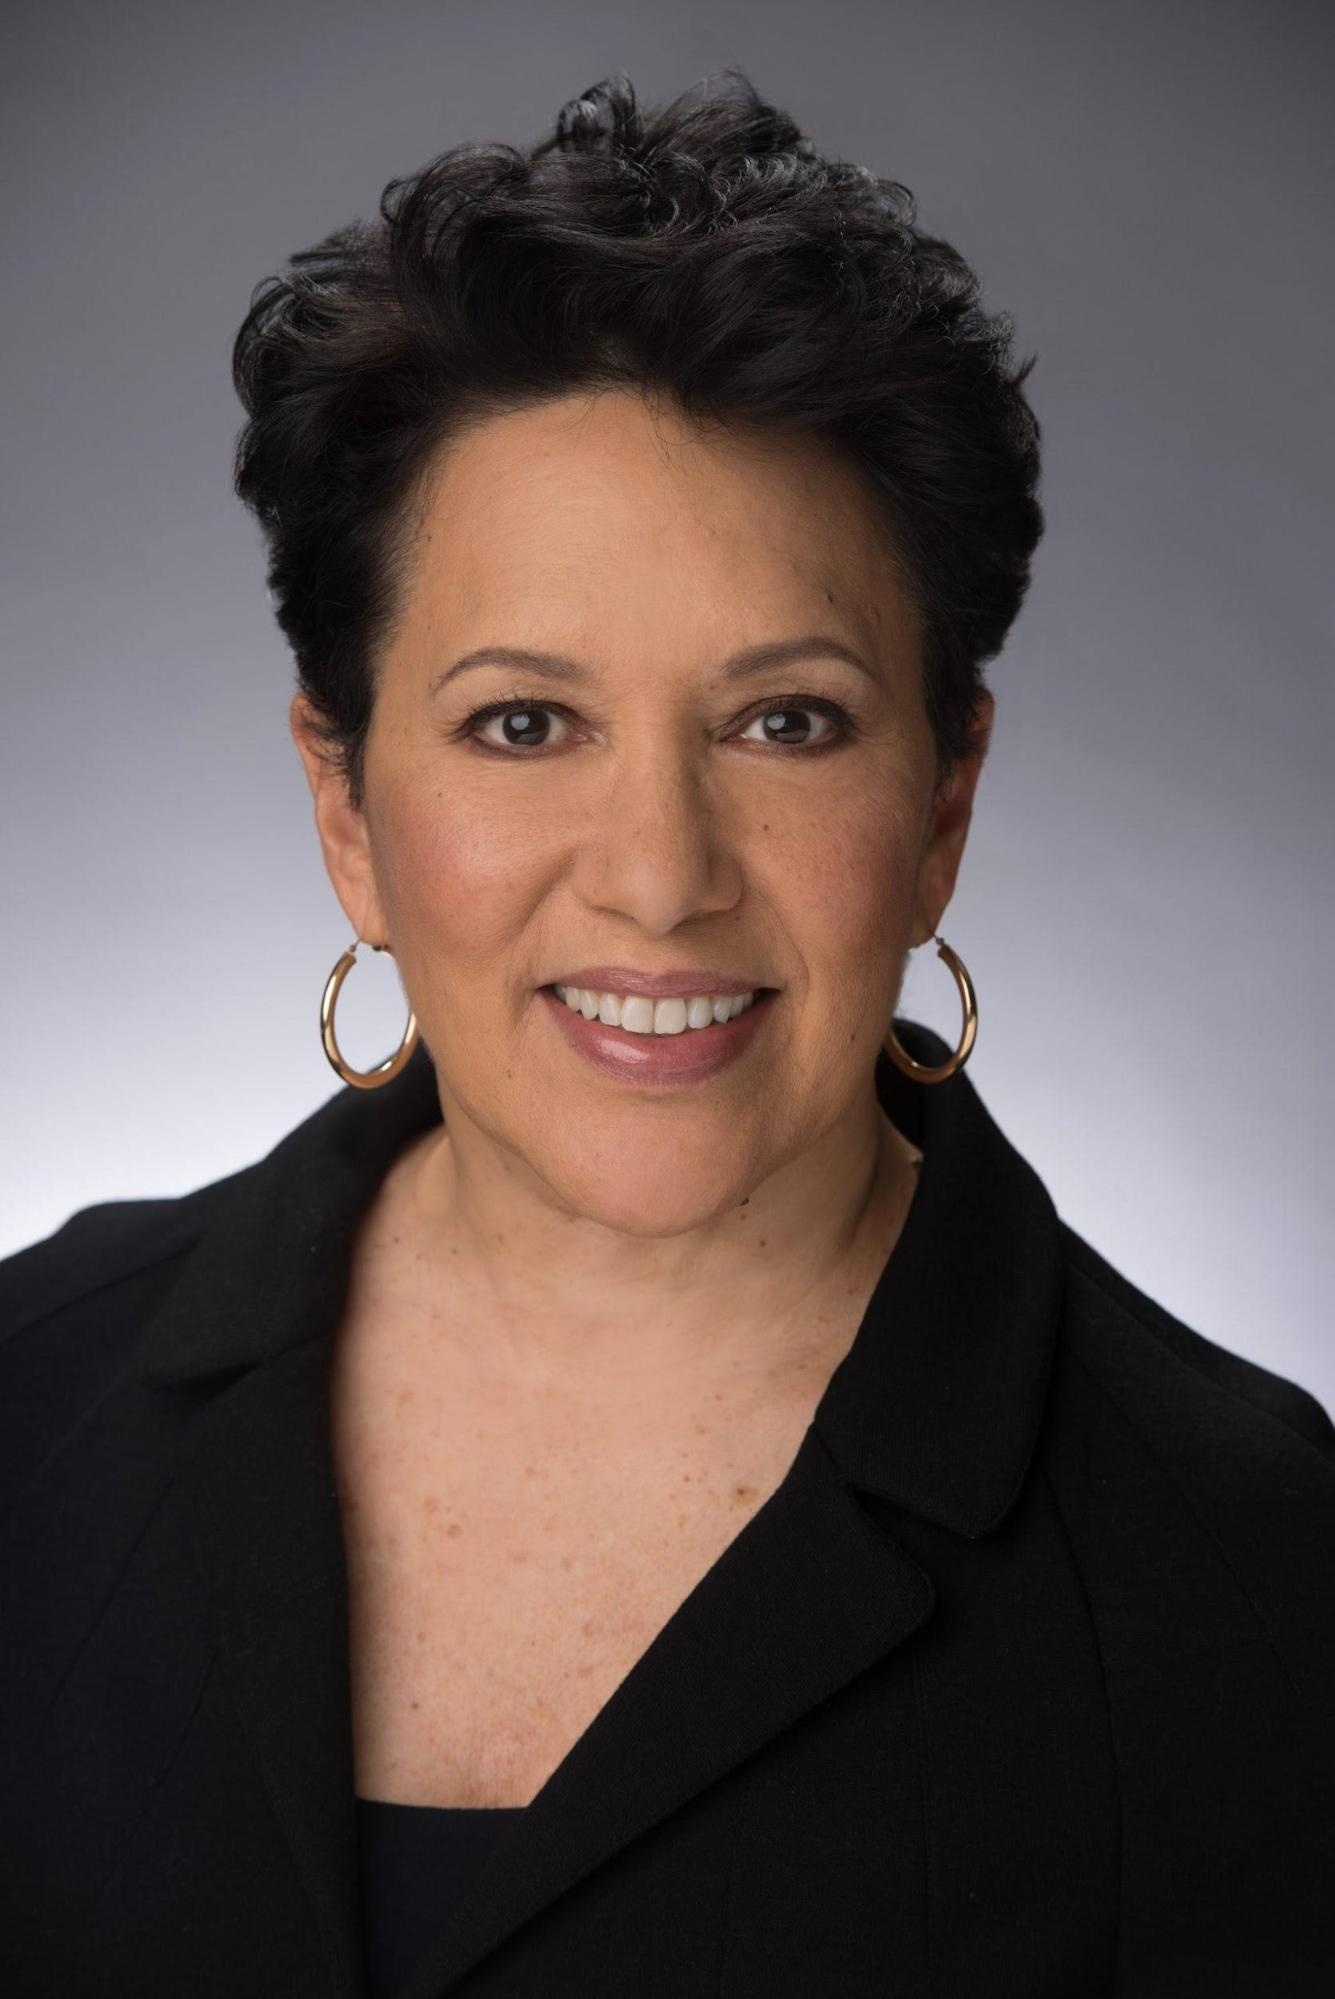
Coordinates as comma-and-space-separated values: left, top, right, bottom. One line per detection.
369, 771, 550, 963
764, 783, 920, 956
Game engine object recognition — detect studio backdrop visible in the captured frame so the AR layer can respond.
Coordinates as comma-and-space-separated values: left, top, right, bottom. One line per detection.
2, 0, 1331, 1409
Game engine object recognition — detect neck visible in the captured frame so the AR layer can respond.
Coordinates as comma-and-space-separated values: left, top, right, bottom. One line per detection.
360, 1083, 922, 1414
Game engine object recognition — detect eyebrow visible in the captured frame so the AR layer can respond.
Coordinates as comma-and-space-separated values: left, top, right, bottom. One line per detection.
427, 634, 878, 697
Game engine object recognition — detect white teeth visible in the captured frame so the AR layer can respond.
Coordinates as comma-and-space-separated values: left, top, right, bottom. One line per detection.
553, 985, 760, 1034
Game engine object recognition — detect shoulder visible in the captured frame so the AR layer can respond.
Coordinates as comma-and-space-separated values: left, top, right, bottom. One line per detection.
0, 1177, 233, 1348
1045, 1222, 1334, 1688
1056, 1221, 1335, 1462
0, 1187, 230, 1516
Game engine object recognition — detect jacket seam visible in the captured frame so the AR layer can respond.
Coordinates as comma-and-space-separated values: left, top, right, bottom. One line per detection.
89, 1646, 220, 1909
1059, 1336, 1303, 1701
187, 1513, 362, 1998
1038, 1459, 1124, 1995
11, 1449, 192, 1722
713, 1758, 756, 1997
909, 1641, 935, 1995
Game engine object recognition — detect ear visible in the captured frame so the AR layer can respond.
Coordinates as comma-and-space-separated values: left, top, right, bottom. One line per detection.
910, 689, 995, 947
289, 693, 389, 945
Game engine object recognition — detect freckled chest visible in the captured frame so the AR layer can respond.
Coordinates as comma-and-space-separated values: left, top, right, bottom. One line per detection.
329, 1318, 816, 1809
327, 1123, 919, 1809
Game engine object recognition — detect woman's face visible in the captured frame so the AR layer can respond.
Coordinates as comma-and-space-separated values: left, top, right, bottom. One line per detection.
296, 387, 990, 1236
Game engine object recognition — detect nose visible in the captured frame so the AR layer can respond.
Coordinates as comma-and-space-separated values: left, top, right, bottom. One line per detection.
569, 720, 744, 936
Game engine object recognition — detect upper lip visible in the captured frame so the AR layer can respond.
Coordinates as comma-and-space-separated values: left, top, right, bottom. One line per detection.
549, 967, 772, 998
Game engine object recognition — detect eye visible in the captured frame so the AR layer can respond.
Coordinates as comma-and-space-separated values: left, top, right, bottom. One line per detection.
456, 691, 856, 757
736, 700, 850, 751
461, 700, 575, 753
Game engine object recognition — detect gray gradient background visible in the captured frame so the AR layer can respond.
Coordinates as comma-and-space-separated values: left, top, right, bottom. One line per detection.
4, 1, 1332, 1411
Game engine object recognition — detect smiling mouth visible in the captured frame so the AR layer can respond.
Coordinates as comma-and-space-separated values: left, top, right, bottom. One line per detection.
541, 984, 779, 1035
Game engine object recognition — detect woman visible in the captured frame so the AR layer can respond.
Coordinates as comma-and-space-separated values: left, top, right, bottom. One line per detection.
2, 66, 1332, 1999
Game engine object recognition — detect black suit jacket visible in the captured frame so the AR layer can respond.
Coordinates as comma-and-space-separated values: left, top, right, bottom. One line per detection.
3, 1019, 1333, 1998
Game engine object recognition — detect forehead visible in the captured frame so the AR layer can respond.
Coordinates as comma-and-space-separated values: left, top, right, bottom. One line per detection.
396, 388, 918, 662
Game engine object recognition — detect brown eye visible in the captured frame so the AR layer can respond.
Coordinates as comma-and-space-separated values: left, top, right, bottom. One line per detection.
493, 709, 550, 748
739, 704, 845, 750
458, 692, 854, 757
463, 702, 574, 752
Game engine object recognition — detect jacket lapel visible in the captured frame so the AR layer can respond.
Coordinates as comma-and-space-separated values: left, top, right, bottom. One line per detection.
138, 1023, 1064, 1999
139, 1052, 439, 1998
174, 1341, 366, 1996
398, 1427, 937, 1997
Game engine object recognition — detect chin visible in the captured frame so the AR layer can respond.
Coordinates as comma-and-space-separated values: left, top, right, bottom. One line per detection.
544, 1154, 757, 1241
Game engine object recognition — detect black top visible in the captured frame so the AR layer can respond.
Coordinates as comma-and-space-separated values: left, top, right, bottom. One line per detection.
3, 1019, 1334, 1997
355, 1799, 525, 1998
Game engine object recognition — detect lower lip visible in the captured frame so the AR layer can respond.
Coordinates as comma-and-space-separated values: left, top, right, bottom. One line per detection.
539, 986, 779, 1086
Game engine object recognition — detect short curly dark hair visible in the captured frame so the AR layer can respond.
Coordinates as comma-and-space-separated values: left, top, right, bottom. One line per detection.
232, 67, 1043, 816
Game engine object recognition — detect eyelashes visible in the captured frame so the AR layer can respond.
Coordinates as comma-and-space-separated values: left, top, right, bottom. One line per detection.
454, 691, 858, 757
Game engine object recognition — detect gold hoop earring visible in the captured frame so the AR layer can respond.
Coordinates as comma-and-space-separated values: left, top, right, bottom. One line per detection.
320, 937, 419, 1089
884, 934, 978, 1083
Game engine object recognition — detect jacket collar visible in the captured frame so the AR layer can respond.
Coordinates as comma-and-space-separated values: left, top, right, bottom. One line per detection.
140, 1018, 1064, 1542
135, 1019, 1065, 1997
